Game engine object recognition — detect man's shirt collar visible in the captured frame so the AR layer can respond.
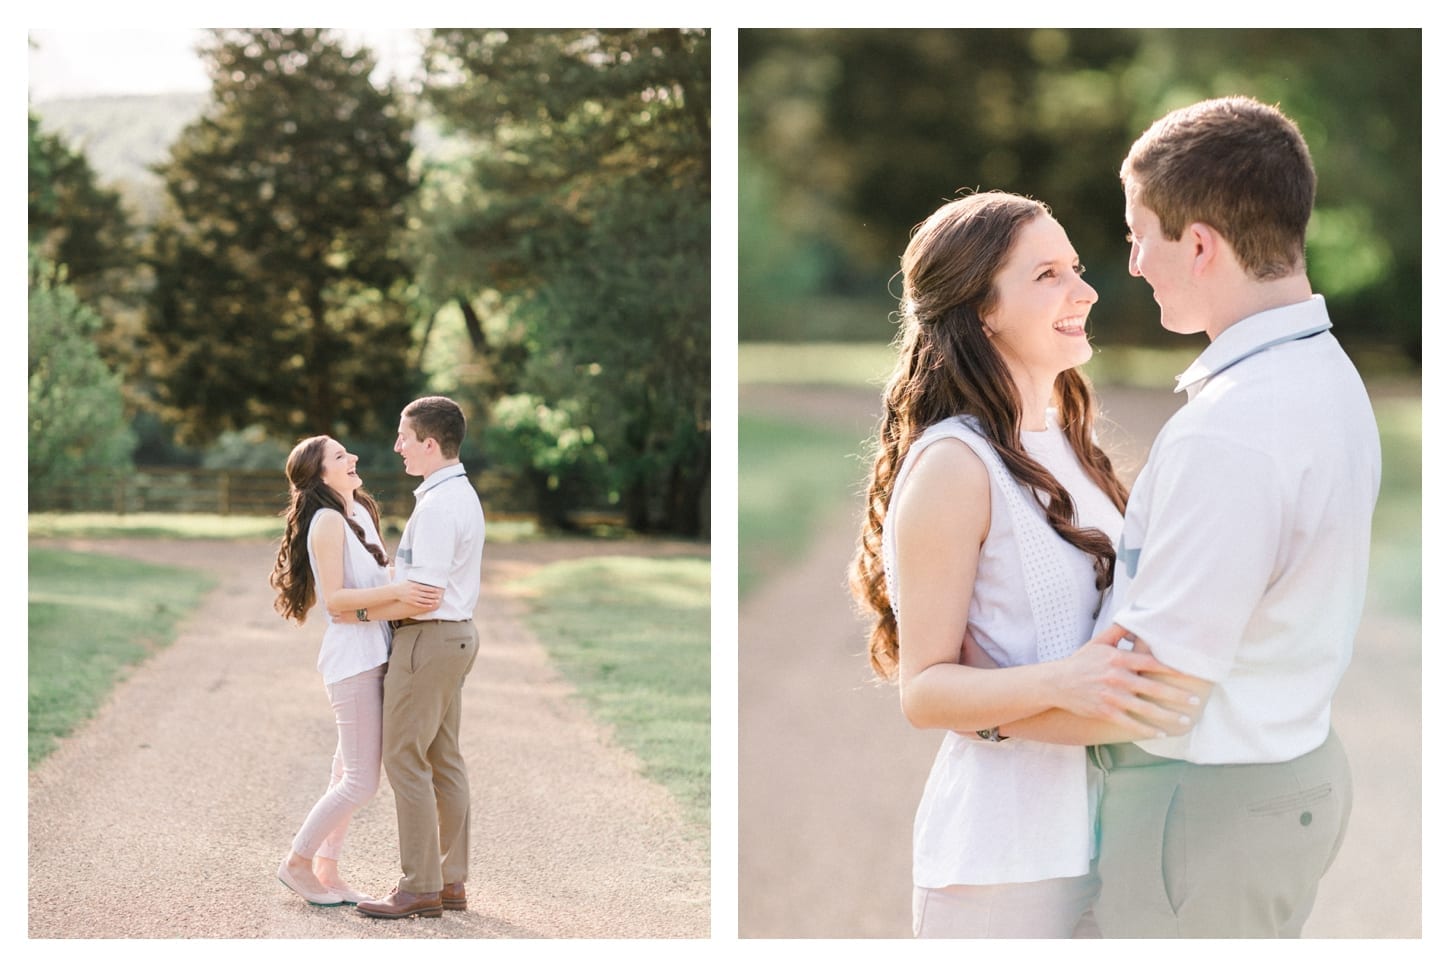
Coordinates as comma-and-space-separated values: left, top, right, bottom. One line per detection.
413, 462, 468, 497
1174, 294, 1332, 398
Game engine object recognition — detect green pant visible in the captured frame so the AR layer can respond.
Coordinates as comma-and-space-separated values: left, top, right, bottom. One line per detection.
382, 620, 479, 894
1094, 730, 1352, 938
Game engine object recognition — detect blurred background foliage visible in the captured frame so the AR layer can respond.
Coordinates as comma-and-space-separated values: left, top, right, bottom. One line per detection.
29, 28, 710, 535
739, 28, 1421, 369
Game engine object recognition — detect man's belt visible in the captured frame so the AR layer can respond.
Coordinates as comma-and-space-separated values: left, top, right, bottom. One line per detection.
390, 617, 472, 629
1089, 742, 1178, 771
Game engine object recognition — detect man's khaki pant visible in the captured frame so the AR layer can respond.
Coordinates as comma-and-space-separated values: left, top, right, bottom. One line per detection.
382, 619, 479, 894
1093, 730, 1352, 938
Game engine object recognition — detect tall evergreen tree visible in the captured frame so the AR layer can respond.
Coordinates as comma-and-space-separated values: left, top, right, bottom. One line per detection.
419, 28, 710, 534
144, 28, 418, 443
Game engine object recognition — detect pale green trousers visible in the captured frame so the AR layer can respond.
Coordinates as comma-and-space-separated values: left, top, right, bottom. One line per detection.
1093, 730, 1352, 938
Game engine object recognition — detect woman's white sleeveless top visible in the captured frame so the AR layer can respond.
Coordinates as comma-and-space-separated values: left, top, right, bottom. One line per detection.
307, 504, 393, 686
882, 413, 1123, 886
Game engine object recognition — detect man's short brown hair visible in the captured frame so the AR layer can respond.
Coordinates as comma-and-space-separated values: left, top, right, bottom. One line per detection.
1121, 96, 1316, 280
402, 396, 466, 458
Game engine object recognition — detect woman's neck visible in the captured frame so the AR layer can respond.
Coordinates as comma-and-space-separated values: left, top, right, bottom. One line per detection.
1012, 370, 1056, 433
325, 484, 355, 517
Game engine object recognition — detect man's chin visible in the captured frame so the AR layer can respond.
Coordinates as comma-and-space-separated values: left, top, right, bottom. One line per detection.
1160, 313, 1206, 337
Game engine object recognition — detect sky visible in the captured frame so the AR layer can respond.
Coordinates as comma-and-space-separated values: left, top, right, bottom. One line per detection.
26, 28, 426, 102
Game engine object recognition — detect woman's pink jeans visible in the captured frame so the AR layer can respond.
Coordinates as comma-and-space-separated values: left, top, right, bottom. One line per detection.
289, 664, 385, 861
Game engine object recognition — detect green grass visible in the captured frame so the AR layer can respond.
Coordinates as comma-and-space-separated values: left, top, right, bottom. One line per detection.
28, 548, 216, 766
739, 340, 1201, 391
506, 555, 711, 838
28, 512, 285, 540
27, 512, 544, 544
1366, 394, 1421, 622
738, 341, 897, 387
739, 413, 870, 598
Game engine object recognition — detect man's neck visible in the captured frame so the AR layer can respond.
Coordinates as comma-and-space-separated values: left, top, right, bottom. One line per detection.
1206, 274, 1314, 341
420, 458, 462, 480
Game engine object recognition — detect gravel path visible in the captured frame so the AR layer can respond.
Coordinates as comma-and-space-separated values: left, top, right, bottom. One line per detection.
739, 382, 1421, 938
28, 537, 710, 939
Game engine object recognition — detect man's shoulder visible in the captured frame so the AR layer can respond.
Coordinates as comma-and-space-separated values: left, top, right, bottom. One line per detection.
413, 479, 484, 531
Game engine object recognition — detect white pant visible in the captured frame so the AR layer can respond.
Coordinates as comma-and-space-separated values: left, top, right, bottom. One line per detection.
289, 664, 385, 861
913, 866, 1101, 939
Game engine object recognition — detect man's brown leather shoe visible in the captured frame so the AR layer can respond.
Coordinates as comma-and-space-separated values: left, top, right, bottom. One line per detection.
356, 887, 443, 919
441, 882, 467, 911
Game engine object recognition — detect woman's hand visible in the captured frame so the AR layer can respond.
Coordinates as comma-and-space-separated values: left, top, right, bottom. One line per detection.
1044, 640, 1203, 736
394, 580, 443, 611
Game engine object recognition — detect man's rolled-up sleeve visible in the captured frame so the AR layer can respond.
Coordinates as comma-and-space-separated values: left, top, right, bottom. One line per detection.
404, 504, 454, 588
1111, 435, 1284, 682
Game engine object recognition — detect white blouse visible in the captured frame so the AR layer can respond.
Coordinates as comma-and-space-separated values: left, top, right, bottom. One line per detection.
883, 412, 1123, 886
306, 504, 393, 685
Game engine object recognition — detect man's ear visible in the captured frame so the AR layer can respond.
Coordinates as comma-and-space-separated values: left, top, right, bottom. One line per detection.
1186, 221, 1224, 276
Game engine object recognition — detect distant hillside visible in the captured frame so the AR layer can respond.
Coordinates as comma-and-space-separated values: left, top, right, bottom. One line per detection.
31, 92, 209, 222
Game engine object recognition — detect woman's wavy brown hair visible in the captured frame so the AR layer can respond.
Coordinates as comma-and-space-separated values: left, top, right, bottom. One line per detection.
849, 191, 1129, 681
269, 435, 389, 624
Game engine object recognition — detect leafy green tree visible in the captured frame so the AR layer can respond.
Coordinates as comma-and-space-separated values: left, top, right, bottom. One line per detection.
144, 28, 419, 444
29, 250, 135, 494
28, 113, 136, 298
419, 28, 710, 534
27, 111, 151, 387
484, 393, 609, 530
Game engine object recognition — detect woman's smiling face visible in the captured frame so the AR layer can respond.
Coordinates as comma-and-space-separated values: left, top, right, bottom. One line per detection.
980, 213, 1099, 384
318, 438, 361, 499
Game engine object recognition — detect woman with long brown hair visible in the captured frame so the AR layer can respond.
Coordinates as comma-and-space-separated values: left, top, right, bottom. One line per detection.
849, 191, 1201, 937
268, 435, 441, 906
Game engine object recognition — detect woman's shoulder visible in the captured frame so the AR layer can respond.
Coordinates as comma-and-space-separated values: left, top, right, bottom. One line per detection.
904, 417, 995, 479
309, 506, 345, 526
306, 507, 346, 544
894, 433, 991, 518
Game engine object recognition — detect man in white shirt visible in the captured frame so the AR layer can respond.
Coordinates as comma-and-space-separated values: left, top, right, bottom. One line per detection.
1088, 96, 1381, 937
356, 396, 487, 919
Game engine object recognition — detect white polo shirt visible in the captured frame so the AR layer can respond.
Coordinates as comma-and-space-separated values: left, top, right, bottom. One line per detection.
394, 463, 486, 621
1103, 295, 1381, 764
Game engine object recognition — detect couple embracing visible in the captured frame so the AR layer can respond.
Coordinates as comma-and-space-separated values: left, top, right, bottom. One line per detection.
269, 395, 486, 920
851, 96, 1381, 937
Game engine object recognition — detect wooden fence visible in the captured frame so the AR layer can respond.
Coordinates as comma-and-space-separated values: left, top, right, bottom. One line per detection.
31, 465, 544, 524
